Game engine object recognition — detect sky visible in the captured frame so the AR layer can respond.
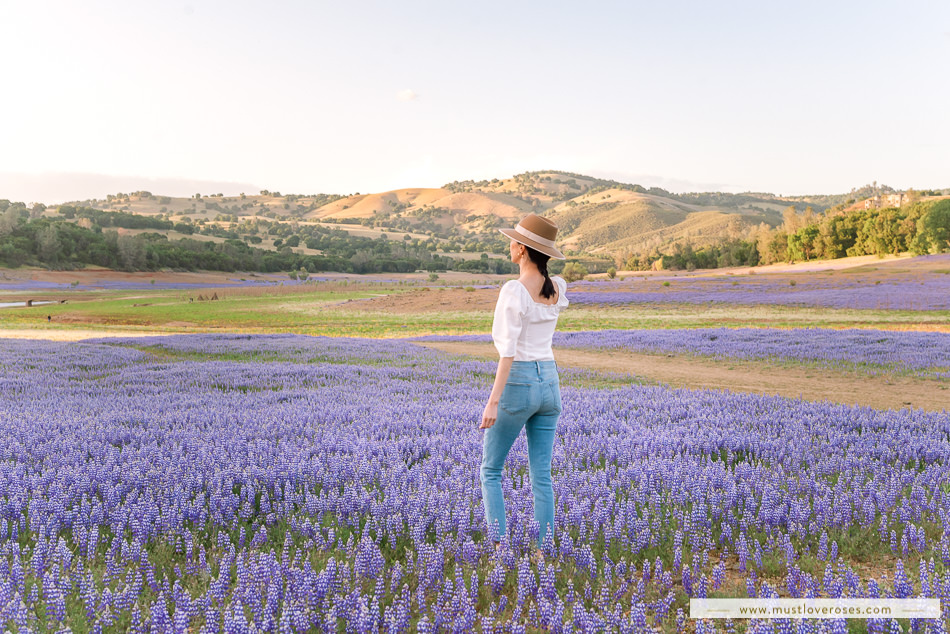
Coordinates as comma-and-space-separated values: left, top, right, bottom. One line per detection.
1, 0, 948, 204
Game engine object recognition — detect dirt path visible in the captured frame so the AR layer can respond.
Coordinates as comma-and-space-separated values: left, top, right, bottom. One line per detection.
416, 341, 950, 412
337, 287, 499, 314
0, 328, 171, 341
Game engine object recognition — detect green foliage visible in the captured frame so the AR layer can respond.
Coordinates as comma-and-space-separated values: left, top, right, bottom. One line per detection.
654, 240, 760, 271
0, 211, 358, 273
69, 206, 175, 231
753, 199, 949, 263
910, 199, 950, 254
787, 225, 820, 261
562, 261, 588, 282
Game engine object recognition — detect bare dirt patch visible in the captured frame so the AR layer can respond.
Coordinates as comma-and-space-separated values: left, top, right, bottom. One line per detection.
338, 288, 500, 314
0, 328, 171, 341
0, 268, 244, 286
417, 341, 950, 412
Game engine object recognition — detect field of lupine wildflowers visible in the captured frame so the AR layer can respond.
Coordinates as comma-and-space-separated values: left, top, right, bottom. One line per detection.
0, 334, 948, 632
568, 256, 950, 312
415, 328, 950, 380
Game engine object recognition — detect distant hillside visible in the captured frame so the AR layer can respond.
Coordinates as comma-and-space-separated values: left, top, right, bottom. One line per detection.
293, 171, 800, 258
42, 173, 947, 264
542, 188, 781, 255
306, 188, 532, 227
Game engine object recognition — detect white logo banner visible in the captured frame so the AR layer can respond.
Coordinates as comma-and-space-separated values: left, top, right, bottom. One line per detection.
690, 598, 941, 620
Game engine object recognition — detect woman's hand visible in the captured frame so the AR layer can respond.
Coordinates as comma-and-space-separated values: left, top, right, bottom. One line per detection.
482, 357, 512, 430
480, 401, 498, 429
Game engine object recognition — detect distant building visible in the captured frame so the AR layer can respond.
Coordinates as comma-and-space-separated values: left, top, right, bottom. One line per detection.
864, 193, 906, 209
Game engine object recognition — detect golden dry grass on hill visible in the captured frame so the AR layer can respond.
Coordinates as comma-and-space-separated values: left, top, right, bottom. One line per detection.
306, 188, 532, 222
546, 190, 760, 254
50, 172, 809, 261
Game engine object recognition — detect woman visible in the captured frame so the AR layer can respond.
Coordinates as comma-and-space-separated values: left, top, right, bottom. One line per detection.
479, 213, 568, 557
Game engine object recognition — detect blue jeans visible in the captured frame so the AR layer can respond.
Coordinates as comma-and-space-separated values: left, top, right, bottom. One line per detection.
480, 360, 561, 547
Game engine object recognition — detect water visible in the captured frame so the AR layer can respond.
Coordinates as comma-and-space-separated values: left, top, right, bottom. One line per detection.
0, 300, 57, 309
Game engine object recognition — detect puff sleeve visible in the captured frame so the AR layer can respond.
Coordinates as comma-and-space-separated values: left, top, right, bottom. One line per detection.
554, 276, 569, 311
491, 281, 527, 358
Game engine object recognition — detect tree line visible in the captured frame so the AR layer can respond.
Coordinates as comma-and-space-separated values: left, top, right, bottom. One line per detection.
763, 199, 950, 263
621, 198, 950, 271
0, 201, 518, 275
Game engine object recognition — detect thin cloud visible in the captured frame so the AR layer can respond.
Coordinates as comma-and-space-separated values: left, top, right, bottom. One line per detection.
587, 169, 734, 194
396, 89, 419, 102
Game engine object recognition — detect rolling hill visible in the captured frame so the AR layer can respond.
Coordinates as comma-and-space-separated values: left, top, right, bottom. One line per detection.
49, 171, 856, 260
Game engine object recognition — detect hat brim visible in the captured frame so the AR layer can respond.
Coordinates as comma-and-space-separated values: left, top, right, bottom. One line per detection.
498, 228, 565, 260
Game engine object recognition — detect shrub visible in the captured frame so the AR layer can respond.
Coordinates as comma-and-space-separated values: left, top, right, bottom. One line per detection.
562, 262, 588, 282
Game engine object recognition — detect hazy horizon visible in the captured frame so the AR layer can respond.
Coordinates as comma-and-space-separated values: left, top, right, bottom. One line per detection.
2, 0, 948, 204
0, 169, 943, 207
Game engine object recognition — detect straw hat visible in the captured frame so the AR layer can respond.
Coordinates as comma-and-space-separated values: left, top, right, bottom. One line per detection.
498, 214, 565, 260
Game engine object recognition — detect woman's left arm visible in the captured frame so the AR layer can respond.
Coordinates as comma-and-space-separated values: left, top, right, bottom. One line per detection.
480, 356, 513, 429
484, 282, 524, 429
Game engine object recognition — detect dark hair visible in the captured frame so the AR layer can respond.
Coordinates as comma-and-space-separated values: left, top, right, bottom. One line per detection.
524, 245, 556, 299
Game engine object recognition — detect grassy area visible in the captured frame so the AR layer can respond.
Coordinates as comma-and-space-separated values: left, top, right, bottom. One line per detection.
2, 283, 948, 339
0, 287, 406, 332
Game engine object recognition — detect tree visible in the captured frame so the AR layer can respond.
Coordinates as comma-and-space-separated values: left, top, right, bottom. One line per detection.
561, 261, 588, 282
763, 231, 789, 264
38, 225, 61, 263
117, 234, 146, 270
787, 225, 820, 261
782, 206, 802, 233
0, 206, 22, 236
911, 200, 950, 254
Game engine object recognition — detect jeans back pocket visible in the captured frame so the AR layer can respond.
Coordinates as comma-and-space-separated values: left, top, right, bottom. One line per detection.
500, 382, 534, 416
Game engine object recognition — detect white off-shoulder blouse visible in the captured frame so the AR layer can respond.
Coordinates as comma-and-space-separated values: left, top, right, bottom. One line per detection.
491, 276, 569, 360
